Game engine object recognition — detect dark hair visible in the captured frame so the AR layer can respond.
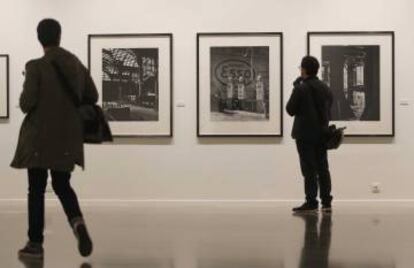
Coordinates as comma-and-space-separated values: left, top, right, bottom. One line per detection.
301, 56, 320, 76
37, 19, 61, 47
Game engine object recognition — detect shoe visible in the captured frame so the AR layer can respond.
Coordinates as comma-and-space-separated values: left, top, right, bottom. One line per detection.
80, 263, 93, 268
292, 210, 319, 221
18, 242, 44, 260
18, 256, 44, 268
321, 204, 332, 213
18, 255, 44, 268
292, 202, 318, 213
72, 218, 93, 257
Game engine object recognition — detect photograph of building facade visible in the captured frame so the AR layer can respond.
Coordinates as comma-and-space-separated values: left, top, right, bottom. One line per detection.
321, 45, 380, 121
102, 48, 159, 122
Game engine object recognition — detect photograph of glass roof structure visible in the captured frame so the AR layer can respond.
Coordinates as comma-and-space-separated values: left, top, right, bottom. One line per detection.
102, 48, 159, 121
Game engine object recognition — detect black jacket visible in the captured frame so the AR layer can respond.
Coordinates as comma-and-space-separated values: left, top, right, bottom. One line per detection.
286, 76, 333, 142
11, 47, 98, 172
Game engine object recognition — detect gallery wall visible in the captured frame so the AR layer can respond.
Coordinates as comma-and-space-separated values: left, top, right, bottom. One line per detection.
0, 0, 413, 201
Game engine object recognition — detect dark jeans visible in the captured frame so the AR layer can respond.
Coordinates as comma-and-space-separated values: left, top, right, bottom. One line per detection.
296, 140, 333, 206
27, 168, 83, 244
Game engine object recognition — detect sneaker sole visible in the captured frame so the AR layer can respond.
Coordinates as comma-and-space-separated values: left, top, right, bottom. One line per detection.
292, 209, 318, 214
18, 252, 44, 260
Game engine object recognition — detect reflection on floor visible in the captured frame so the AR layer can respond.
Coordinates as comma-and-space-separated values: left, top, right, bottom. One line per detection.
1, 202, 411, 268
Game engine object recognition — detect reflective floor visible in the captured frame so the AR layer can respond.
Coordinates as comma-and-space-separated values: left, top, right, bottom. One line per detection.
0, 202, 412, 268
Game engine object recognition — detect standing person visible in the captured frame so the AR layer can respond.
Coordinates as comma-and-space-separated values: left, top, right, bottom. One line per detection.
286, 56, 334, 213
11, 18, 97, 259
236, 76, 245, 110
217, 84, 227, 113
226, 75, 235, 110
255, 74, 266, 118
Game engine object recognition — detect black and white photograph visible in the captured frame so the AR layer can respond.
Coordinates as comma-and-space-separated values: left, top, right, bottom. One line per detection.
0, 55, 9, 119
102, 48, 159, 122
308, 32, 394, 137
198, 33, 283, 137
89, 34, 173, 137
210, 46, 269, 122
321, 45, 380, 122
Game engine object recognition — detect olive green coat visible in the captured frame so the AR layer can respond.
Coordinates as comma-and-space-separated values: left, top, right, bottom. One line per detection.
11, 47, 98, 172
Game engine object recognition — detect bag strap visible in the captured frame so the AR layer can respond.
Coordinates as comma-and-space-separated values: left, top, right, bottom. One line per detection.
51, 61, 81, 107
305, 79, 330, 128
304, 80, 323, 125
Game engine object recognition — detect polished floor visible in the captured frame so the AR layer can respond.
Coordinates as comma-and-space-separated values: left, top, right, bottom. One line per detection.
0, 202, 412, 268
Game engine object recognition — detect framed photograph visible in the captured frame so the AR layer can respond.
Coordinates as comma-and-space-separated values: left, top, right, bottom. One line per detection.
88, 34, 173, 137
0, 55, 9, 119
308, 31, 395, 137
197, 32, 283, 137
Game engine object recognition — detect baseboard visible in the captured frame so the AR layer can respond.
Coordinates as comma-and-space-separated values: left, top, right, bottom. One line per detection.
2, 198, 414, 207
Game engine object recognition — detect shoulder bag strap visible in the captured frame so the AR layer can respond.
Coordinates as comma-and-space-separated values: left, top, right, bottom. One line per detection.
51, 61, 81, 107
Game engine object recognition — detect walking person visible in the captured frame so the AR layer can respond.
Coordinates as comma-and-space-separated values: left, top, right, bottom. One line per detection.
286, 56, 334, 213
11, 18, 98, 259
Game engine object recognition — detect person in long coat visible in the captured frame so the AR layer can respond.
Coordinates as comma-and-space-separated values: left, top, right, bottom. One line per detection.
11, 19, 98, 259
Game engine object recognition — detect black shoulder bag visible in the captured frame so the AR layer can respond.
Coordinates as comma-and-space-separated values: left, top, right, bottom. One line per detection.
307, 81, 345, 150
52, 62, 113, 144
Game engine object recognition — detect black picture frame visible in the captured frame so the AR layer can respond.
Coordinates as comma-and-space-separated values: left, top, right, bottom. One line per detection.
88, 33, 173, 137
197, 32, 284, 137
307, 31, 395, 137
0, 54, 9, 119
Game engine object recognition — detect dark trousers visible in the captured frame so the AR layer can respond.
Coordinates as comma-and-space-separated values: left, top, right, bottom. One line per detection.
27, 168, 83, 244
296, 140, 333, 206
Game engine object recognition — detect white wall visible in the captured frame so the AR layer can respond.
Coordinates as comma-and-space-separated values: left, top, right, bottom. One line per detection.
0, 0, 413, 201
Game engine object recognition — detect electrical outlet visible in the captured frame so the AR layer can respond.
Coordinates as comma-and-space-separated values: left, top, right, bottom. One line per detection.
371, 182, 381, 194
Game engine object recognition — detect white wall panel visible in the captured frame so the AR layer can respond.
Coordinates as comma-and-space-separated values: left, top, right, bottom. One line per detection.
0, 0, 412, 200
